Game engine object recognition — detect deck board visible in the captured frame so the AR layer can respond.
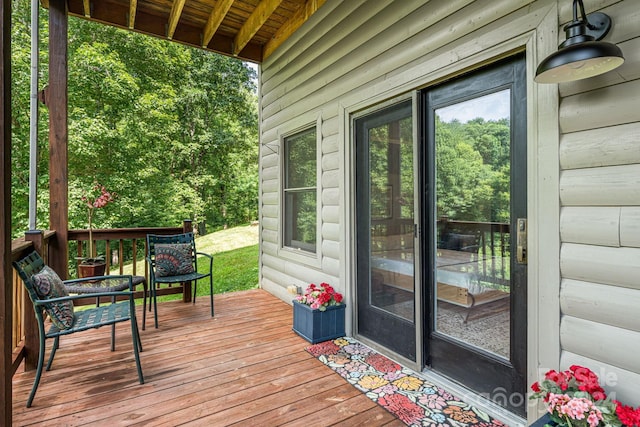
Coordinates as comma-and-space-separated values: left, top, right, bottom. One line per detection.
12, 289, 400, 426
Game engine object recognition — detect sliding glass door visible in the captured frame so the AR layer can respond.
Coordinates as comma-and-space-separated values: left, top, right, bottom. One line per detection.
355, 99, 416, 361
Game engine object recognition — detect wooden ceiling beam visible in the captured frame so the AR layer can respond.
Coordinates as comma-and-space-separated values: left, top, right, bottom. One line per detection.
233, 0, 283, 56
202, 0, 234, 48
167, 0, 186, 40
263, 0, 325, 60
128, 0, 137, 29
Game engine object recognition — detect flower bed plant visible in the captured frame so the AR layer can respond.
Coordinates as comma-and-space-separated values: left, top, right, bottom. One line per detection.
295, 282, 343, 311
531, 365, 640, 427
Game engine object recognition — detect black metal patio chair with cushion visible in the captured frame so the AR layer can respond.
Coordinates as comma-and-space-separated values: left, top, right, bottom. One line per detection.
146, 232, 214, 329
12, 251, 144, 408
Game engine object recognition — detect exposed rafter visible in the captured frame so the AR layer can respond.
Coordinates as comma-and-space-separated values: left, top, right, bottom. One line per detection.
167, 0, 186, 40
263, 0, 326, 60
202, 0, 234, 48
128, 0, 137, 29
42, 0, 328, 64
233, 0, 284, 56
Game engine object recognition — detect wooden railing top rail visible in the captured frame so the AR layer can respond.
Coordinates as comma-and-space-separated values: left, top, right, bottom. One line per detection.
11, 230, 56, 261
68, 226, 184, 241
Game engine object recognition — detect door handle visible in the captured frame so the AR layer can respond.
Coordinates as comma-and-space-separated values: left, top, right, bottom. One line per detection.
516, 218, 527, 264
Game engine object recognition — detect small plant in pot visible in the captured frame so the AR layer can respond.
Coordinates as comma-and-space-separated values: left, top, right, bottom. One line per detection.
77, 183, 116, 278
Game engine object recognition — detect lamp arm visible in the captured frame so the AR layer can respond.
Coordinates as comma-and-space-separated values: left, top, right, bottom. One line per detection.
574, 0, 604, 32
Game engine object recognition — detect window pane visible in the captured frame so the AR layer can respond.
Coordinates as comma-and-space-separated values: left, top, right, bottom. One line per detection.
368, 109, 414, 322
285, 128, 316, 188
284, 190, 317, 252
284, 127, 317, 253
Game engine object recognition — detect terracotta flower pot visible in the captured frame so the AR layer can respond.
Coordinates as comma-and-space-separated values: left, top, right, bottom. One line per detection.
78, 262, 106, 279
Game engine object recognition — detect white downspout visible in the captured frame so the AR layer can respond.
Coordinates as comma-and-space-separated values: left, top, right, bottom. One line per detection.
28, 0, 39, 230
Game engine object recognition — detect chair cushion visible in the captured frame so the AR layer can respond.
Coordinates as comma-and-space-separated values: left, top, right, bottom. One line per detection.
32, 266, 75, 330
155, 243, 195, 277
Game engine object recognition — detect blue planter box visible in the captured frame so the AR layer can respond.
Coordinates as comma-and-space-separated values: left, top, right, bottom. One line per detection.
292, 301, 345, 344
531, 413, 557, 427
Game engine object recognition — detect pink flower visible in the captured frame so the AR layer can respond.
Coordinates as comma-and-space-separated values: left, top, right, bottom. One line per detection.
81, 182, 117, 259
295, 282, 344, 311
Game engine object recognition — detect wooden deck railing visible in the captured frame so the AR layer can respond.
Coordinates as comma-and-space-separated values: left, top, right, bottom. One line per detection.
370, 217, 511, 287
10, 230, 56, 375
67, 220, 193, 305
438, 218, 511, 287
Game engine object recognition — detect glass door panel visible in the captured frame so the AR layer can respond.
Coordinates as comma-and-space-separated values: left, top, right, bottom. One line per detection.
369, 115, 415, 321
356, 99, 416, 360
423, 55, 527, 416
434, 89, 511, 359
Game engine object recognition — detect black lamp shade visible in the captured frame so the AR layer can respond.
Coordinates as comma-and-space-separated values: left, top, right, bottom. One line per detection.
535, 40, 625, 84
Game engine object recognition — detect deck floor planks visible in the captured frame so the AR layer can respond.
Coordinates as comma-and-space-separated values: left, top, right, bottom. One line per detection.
12, 289, 402, 426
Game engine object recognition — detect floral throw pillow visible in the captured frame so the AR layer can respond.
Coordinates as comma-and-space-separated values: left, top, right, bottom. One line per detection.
32, 266, 75, 330
155, 243, 195, 277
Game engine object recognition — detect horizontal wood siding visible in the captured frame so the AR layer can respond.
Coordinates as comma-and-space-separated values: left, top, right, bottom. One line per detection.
259, 0, 639, 411
561, 351, 640, 401
259, 0, 538, 304
558, 0, 640, 404
560, 316, 640, 373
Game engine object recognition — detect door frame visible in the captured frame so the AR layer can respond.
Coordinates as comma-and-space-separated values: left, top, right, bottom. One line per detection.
421, 55, 528, 415
341, 5, 561, 420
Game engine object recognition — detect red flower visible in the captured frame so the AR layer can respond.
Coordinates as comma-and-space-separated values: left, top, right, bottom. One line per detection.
615, 400, 640, 427
295, 282, 344, 311
531, 382, 541, 392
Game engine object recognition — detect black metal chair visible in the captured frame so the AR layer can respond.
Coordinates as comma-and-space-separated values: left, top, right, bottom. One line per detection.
12, 251, 144, 407
146, 232, 214, 329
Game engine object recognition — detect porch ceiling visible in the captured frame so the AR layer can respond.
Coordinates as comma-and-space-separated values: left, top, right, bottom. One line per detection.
39, 0, 327, 63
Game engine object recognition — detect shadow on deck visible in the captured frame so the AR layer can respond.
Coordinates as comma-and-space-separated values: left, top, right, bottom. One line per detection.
12, 289, 403, 426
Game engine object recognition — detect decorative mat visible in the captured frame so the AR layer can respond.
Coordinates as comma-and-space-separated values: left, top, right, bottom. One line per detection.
306, 337, 506, 427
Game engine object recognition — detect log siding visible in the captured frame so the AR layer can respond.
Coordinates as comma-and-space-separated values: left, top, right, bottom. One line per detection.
557, 0, 640, 404
259, 0, 639, 420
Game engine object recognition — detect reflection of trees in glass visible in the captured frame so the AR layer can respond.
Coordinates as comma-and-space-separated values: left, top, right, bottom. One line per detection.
286, 129, 316, 188
399, 119, 414, 219
436, 116, 510, 223
368, 117, 413, 220
284, 129, 317, 251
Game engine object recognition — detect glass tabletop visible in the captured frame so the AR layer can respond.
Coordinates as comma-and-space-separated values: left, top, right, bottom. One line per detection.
65, 276, 145, 294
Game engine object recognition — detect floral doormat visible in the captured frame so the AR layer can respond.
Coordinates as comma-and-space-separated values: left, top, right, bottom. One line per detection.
306, 337, 506, 426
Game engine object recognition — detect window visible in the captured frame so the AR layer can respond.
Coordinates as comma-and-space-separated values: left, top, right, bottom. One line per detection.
283, 127, 317, 253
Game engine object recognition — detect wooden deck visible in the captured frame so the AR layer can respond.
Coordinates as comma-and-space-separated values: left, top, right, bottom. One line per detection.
12, 289, 404, 426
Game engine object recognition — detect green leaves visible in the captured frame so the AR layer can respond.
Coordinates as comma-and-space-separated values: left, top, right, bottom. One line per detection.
10, 0, 258, 237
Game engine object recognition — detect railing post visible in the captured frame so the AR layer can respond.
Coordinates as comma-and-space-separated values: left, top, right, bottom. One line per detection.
182, 220, 193, 302
22, 231, 43, 371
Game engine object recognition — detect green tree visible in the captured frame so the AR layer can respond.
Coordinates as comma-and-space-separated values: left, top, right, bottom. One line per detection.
10, 1, 259, 239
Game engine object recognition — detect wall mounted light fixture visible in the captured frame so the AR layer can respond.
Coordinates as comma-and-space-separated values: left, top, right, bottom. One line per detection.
535, 0, 624, 84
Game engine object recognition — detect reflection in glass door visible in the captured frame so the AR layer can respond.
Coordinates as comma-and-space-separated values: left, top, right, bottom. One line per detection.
434, 89, 512, 359
423, 55, 527, 415
355, 99, 416, 361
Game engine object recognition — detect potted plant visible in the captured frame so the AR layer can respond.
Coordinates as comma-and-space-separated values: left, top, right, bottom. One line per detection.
530, 365, 640, 427
77, 183, 116, 278
292, 282, 345, 344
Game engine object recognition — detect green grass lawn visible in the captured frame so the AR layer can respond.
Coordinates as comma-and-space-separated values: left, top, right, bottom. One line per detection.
112, 224, 260, 304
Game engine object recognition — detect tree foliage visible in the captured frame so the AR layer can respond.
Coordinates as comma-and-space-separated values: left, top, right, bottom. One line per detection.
436, 117, 511, 223
10, 0, 259, 238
